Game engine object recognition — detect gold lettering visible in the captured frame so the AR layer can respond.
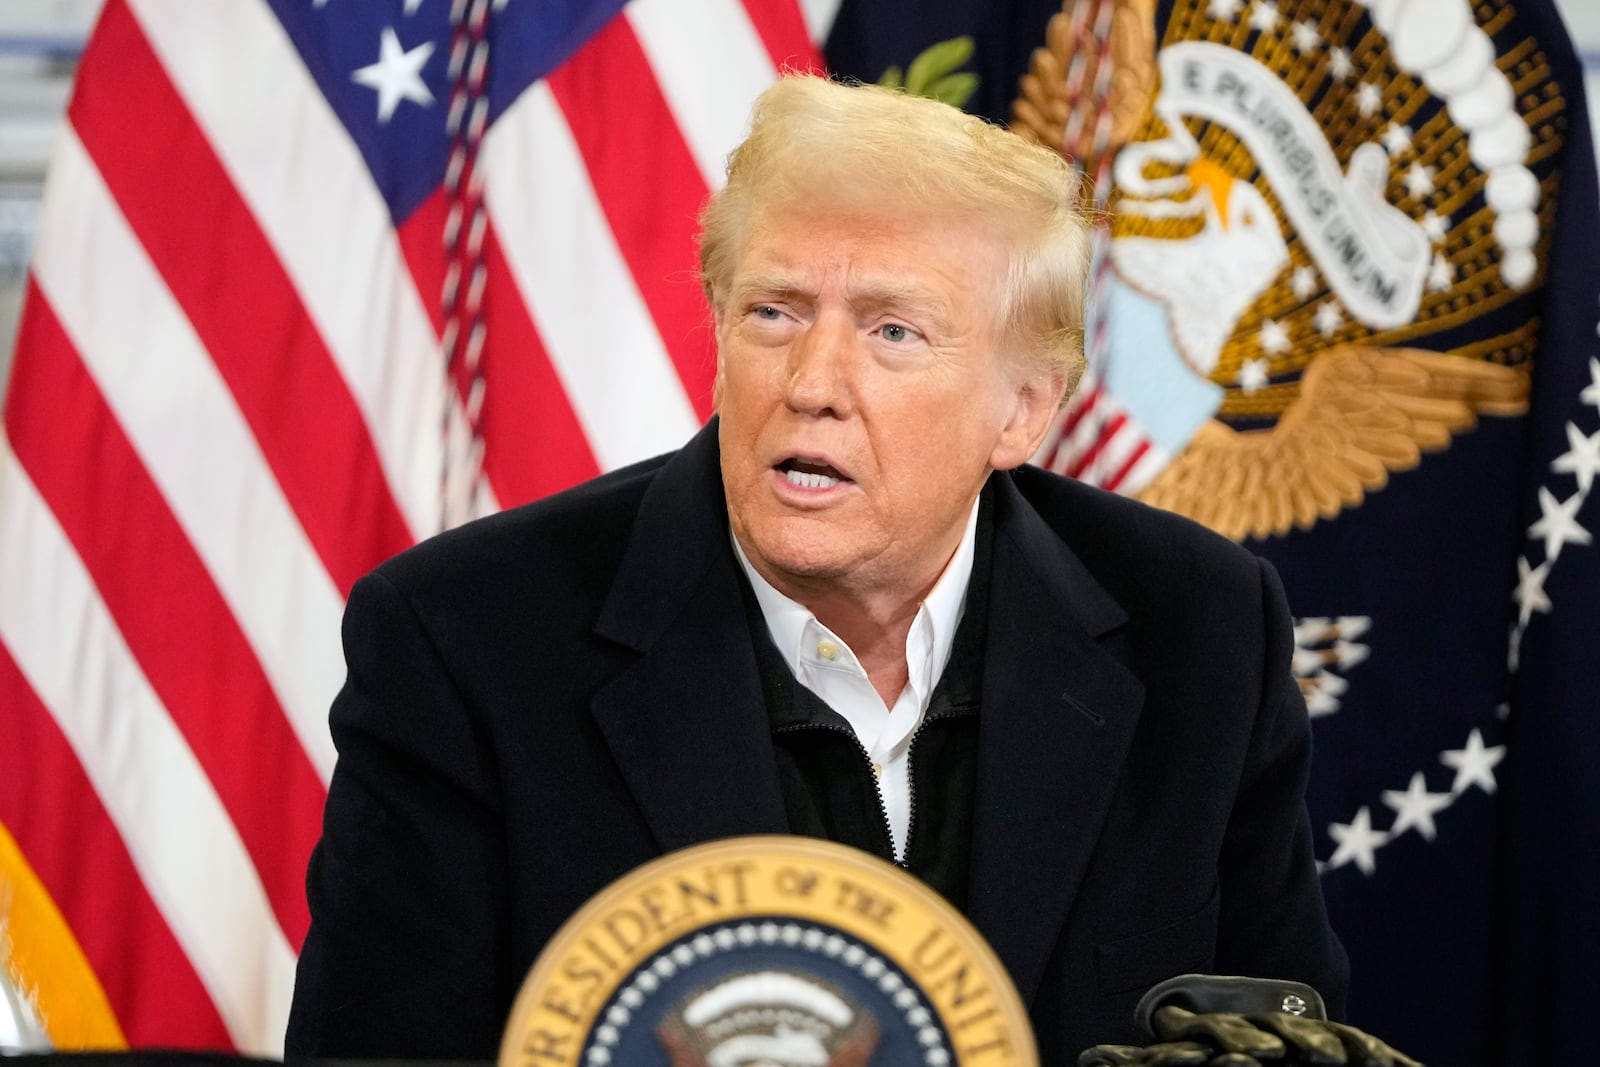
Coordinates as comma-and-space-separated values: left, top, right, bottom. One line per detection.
910, 927, 959, 972
563, 954, 606, 990
521, 1028, 572, 1063
723, 860, 756, 904
581, 936, 617, 972
960, 1033, 1014, 1060
951, 1004, 1000, 1032
930, 964, 989, 1010
774, 865, 819, 898
676, 865, 726, 912
637, 884, 679, 933
555, 954, 607, 1021
540, 989, 583, 1025
601, 907, 650, 959
832, 877, 897, 927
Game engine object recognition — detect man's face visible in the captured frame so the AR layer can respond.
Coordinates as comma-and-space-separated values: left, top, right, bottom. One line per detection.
716, 203, 1061, 603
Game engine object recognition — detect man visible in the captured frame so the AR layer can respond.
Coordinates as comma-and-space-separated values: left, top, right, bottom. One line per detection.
287, 75, 1347, 1062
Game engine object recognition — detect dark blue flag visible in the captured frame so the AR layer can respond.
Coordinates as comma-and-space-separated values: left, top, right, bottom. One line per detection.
826, 1, 1600, 1062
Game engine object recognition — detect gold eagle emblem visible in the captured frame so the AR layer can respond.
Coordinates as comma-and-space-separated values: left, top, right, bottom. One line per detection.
1011, 0, 1557, 542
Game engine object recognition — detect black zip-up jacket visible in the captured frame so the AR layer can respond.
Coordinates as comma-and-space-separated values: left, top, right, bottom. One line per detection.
749, 491, 992, 912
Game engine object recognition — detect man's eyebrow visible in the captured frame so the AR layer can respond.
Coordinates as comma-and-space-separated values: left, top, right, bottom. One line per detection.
728, 271, 813, 303
846, 280, 952, 327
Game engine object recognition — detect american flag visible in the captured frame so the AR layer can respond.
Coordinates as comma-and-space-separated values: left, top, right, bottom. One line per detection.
0, 0, 822, 1052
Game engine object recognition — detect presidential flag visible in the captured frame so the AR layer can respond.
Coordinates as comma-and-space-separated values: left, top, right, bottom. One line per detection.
830, 0, 1600, 1062
0, 0, 821, 1051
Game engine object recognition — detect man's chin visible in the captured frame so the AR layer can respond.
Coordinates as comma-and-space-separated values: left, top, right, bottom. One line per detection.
739, 530, 861, 587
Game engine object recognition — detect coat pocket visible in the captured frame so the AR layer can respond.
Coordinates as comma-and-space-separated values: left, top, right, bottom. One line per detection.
1093, 884, 1221, 995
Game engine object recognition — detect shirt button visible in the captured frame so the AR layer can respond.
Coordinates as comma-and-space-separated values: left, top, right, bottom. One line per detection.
872, 762, 883, 780
816, 640, 839, 660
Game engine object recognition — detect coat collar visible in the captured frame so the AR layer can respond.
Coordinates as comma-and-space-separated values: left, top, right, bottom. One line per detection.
590, 421, 792, 851
966, 471, 1146, 1006
588, 420, 1146, 1006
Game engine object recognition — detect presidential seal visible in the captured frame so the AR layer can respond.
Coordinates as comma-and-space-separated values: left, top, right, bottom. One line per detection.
498, 837, 1035, 1067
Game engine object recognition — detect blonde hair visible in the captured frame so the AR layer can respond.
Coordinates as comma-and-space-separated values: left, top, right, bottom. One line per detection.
698, 74, 1092, 392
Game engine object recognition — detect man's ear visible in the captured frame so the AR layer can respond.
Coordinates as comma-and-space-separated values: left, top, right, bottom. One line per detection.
989, 369, 1067, 471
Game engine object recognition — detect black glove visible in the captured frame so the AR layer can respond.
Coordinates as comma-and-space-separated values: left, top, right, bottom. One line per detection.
1077, 1006, 1425, 1067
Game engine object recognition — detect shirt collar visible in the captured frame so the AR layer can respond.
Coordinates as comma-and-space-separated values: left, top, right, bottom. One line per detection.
729, 499, 981, 699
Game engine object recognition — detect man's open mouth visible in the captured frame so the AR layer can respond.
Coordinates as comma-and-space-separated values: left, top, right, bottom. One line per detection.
778, 458, 849, 490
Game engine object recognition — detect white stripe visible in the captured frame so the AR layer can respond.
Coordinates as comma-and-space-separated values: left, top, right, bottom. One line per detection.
31, 129, 343, 783
484, 83, 700, 470
626, 0, 780, 191
1061, 389, 1126, 468
1118, 443, 1172, 496
128, 0, 494, 535
0, 441, 296, 1054
796, 0, 843, 47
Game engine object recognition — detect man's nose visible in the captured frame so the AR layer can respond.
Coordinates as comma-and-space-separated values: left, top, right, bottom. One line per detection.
784, 313, 856, 418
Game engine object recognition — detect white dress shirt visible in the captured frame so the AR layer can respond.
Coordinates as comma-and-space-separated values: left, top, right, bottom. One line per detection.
731, 501, 979, 860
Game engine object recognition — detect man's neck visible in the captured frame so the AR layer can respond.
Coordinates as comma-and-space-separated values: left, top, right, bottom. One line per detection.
802, 589, 924, 707
730, 498, 983, 709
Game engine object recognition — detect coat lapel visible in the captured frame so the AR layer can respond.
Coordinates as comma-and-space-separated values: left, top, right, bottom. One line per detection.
967, 473, 1146, 1007
585, 428, 1146, 1004
589, 422, 791, 854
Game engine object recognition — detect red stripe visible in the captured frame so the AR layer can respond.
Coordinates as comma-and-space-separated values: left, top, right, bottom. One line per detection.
0, 644, 231, 1048
740, 0, 824, 72
1060, 382, 1102, 440
1103, 438, 1150, 493
69, 0, 414, 594
548, 15, 718, 420
6, 284, 323, 948
1046, 384, 1102, 470
398, 189, 449, 339
1065, 411, 1127, 480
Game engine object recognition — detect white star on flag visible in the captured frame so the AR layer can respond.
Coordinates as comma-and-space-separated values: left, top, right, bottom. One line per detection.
1441, 728, 1506, 796
1328, 806, 1388, 875
1420, 211, 1448, 242
1427, 254, 1453, 292
1527, 486, 1593, 559
351, 26, 436, 124
1291, 265, 1318, 299
1314, 301, 1342, 336
1291, 20, 1321, 52
1382, 772, 1454, 841
1405, 163, 1436, 198
404, 0, 426, 12
1250, 0, 1280, 32
1552, 422, 1600, 492
1328, 47, 1353, 81
1355, 82, 1382, 117
1514, 555, 1552, 626
1259, 318, 1290, 354
1582, 356, 1600, 410
1209, 0, 1243, 20
1381, 123, 1413, 156
1238, 358, 1271, 393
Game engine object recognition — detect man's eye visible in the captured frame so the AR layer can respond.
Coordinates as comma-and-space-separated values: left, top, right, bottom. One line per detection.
753, 305, 783, 320
881, 323, 913, 343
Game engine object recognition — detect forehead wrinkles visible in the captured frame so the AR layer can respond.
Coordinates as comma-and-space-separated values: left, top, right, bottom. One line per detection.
731, 233, 993, 332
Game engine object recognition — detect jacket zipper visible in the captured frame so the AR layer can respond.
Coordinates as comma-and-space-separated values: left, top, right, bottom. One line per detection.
774, 720, 905, 867
899, 718, 929, 866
